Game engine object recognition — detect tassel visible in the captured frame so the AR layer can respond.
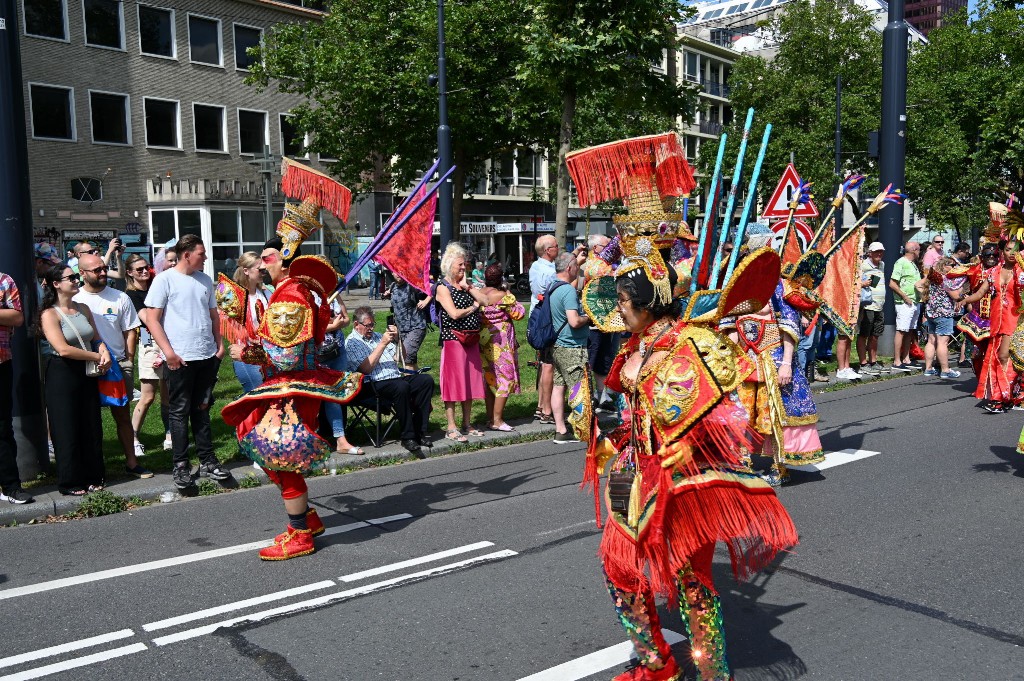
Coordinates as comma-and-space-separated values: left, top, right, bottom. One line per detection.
218, 311, 248, 345
281, 158, 352, 222
566, 133, 696, 207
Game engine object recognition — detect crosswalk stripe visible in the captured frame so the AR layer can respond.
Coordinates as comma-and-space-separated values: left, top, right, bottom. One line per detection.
788, 449, 880, 472
516, 629, 686, 681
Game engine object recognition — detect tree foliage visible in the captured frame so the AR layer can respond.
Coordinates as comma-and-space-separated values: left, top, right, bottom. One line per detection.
699, 0, 882, 209
906, 2, 1024, 237
515, 0, 698, 241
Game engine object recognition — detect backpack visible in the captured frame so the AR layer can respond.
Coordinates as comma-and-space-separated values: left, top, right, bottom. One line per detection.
526, 280, 570, 350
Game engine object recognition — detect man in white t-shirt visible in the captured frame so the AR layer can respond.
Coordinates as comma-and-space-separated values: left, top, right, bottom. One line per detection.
145, 235, 229, 490
74, 253, 151, 479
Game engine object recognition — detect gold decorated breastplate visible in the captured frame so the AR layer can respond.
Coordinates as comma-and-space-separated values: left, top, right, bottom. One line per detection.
736, 316, 781, 355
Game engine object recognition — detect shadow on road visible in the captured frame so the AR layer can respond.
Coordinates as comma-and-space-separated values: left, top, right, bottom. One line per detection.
977, 445, 1024, 478
319, 468, 551, 540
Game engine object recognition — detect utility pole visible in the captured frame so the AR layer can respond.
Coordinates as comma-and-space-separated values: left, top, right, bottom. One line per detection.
247, 145, 277, 238
879, 0, 908, 351
435, 0, 454, 251
0, 0, 48, 476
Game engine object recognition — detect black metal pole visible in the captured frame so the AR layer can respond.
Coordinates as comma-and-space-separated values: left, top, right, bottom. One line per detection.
834, 74, 843, 236
0, 0, 48, 477
879, 0, 908, 349
436, 0, 454, 251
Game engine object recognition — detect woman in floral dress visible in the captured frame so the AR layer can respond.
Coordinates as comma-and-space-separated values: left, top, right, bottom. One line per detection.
478, 264, 524, 431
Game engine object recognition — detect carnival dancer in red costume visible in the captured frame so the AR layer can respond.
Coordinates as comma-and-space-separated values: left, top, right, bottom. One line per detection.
568, 133, 798, 681
222, 188, 362, 561
961, 239, 1024, 413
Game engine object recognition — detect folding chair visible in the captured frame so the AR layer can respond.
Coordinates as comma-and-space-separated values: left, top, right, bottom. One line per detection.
343, 393, 399, 448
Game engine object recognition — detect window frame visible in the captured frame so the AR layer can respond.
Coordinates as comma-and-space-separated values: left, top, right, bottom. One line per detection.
237, 108, 269, 156
142, 96, 182, 150
137, 3, 177, 60
278, 113, 309, 159
232, 22, 263, 72
81, 0, 125, 51
87, 89, 131, 146
22, 0, 69, 42
186, 12, 223, 68
192, 102, 228, 154
28, 82, 76, 142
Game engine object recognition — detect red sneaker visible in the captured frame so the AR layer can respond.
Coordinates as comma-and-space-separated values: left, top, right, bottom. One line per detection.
612, 658, 683, 681
259, 527, 315, 561
273, 509, 324, 543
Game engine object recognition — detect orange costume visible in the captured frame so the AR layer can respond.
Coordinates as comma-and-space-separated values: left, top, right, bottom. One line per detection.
974, 262, 1024, 406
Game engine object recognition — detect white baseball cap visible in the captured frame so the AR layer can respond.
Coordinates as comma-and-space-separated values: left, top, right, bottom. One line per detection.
867, 241, 885, 252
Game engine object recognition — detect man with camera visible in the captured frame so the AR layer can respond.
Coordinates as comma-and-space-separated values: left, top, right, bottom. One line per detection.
346, 306, 434, 456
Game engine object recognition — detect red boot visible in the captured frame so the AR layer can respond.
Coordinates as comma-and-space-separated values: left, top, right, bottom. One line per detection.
274, 509, 324, 542
612, 658, 683, 681
259, 527, 315, 561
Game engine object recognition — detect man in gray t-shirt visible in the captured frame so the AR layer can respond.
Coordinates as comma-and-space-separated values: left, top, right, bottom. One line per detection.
145, 235, 229, 489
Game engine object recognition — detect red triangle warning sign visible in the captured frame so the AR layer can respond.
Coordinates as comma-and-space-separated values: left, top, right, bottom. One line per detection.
761, 163, 819, 219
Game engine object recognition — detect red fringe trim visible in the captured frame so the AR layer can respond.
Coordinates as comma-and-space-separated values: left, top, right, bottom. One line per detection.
219, 311, 248, 345
566, 133, 696, 207
281, 158, 352, 222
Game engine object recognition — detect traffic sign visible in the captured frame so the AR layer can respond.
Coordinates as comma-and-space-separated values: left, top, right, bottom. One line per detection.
770, 219, 814, 253
761, 163, 819, 219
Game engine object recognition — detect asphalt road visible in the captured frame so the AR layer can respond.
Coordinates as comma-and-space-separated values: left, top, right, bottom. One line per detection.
1, 372, 1023, 681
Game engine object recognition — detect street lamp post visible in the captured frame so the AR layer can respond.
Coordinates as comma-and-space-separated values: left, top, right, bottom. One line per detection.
435, 0, 454, 251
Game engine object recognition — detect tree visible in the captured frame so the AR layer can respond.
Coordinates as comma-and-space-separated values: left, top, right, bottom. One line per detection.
906, 2, 1024, 239
699, 0, 882, 212
517, 0, 697, 243
247, 0, 543, 230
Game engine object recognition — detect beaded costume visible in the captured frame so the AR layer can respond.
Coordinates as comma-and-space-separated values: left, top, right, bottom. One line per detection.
567, 132, 798, 681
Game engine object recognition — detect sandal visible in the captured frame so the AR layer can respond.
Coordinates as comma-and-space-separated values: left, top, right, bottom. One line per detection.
445, 429, 468, 443
60, 488, 87, 496
337, 446, 365, 456
467, 428, 485, 437
488, 423, 515, 432
538, 413, 555, 425
533, 409, 544, 420
88, 484, 105, 493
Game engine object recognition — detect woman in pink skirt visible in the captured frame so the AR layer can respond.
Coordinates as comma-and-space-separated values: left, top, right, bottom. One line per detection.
435, 243, 489, 441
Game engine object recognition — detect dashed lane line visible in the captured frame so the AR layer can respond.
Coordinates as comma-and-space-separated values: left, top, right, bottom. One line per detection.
0, 643, 148, 681
788, 449, 880, 472
339, 541, 496, 582
0, 630, 135, 671
516, 629, 686, 681
0, 513, 412, 601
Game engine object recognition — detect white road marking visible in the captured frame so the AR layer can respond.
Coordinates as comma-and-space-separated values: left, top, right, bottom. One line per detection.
339, 541, 495, 582
0, 513, 412, 601
0, 629, 135, 670
0, 643, 148, 681
152, 549, 519, 646
142, 580, 337, 632
788, 448, 880, 472
535, 520, 595, 537
516, 629, 686, 681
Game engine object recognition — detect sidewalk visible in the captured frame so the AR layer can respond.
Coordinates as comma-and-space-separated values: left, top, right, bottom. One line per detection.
0, 415, 568, 526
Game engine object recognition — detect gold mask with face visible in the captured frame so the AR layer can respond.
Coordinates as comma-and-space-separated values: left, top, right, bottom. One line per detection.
678, 326, 742, 392
265, 302, 309, 346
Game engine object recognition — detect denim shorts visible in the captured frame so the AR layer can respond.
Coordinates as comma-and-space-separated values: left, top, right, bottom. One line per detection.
923, 316, 954, 336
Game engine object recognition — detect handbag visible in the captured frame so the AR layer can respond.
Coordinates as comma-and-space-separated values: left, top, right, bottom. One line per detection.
54, 305, 104, 377
97, 357, 129, 407
451, 328, 480, 345
319, 335, 341, 362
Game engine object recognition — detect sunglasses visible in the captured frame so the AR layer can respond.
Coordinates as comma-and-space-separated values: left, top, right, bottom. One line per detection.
77, 248, 99, 256
81, 265, 108, 274
60, 273, 81, 283
130, 266, 149, 274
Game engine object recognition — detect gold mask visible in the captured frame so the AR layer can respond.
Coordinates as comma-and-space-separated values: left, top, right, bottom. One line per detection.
678, 326, 742, 392
265, 302, 309, 346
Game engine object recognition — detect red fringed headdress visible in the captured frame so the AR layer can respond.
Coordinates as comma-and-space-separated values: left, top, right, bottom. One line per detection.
281, 158, 352, 223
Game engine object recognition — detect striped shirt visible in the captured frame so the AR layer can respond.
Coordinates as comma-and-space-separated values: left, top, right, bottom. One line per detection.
0, 273, 21, 364
345, 330, 401, 382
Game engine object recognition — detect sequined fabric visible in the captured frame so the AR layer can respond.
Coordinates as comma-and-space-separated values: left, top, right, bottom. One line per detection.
605, 572, 673, 672
679, 564, 730, 681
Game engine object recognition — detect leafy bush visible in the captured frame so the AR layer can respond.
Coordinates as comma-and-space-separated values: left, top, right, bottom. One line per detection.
238, 473, 262, 489
196, 479, 223, 496
76, 490, 131, 517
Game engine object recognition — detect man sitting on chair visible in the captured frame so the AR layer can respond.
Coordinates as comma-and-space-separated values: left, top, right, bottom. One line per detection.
346, 306, 434, 456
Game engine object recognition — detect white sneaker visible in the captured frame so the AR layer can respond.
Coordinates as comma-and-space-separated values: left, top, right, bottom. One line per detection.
133, 442, 146, 458
837, 368, 862, 380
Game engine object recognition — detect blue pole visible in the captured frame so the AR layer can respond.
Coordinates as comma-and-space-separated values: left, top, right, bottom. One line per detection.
725, 123, 772, 282
689, 133, 728, 295
711, 108, 755, 288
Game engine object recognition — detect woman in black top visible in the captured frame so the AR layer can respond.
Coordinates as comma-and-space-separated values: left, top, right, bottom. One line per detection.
124, 254, 169, 455
435, 243, 489, 441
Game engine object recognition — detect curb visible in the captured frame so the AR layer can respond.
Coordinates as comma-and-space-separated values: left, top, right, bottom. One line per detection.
0, 418, 561, 527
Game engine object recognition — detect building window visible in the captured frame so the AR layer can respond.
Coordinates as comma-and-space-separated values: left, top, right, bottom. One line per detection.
188, 15, 222, 66
516, 149, 540, 187
279, 114, 307, 158
138, 5, 174, 58
144, 97, 180, 148
29, 84, 75, 141
193, 103, 226, 152
89, 91, 130, 144
684, 52, 699, 82
83, 0, 123, 49
24, 0, 67, 40
234, 24, 261, 70
238, 109, 267, 155
71, 177, 103, 203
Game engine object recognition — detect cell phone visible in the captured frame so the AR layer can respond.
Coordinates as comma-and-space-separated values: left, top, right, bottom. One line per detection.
869, 275, 881, 287
386, 314, 396, 327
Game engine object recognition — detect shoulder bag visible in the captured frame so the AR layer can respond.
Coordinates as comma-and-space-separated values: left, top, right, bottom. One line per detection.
54, 305, 104, 377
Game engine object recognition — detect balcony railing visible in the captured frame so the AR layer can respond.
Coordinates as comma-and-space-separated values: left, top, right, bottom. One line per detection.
701, 79, 731, 98
699, 121, 722, 136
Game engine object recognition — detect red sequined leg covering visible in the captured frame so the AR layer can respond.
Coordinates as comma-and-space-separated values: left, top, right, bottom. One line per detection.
677, 545, 731, 681
605, 569, 682, 681
262, 468, 308, 499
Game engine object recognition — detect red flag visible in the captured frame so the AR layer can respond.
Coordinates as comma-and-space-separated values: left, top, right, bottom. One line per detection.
374, 187, 436, 295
